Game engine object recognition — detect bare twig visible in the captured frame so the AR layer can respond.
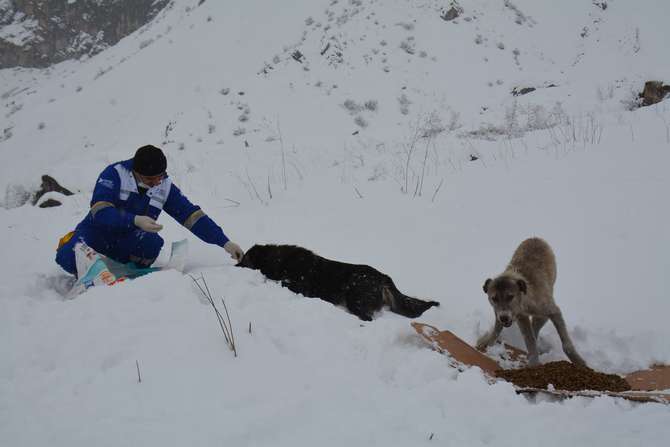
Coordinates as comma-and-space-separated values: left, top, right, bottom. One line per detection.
354, 186, 363, 199
403, 116, 422, 194
136, 360, 142, 383
276, 118, 288, 190
655, 104, 670, 144
224, 198, 241, 208
414, 137, 432, 197
220, 297, 236, 354
431, 178, 444, 203
245, 168, 266, 205
190, 274, 237, 356
633, 27, 640, 54
202, 276, 234, 349
191, 275, 227, 343
289, 154, 304, 181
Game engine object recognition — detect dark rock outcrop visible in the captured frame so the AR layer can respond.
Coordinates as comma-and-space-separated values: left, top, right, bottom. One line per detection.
0, 0, 170, 69
39, 198, 63, 208
440, 6, 462, 22
639, 81, 670, 107
32, 175, 73, 206
511, 86, 536, 96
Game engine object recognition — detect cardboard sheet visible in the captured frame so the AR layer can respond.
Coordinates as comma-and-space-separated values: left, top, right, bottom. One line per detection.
411, 322, 670, 404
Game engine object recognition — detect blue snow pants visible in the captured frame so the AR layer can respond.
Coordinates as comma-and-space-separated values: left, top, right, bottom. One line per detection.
56, 229, 164, 275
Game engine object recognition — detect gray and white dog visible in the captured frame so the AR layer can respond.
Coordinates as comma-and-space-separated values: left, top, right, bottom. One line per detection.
476, 237, 586, 366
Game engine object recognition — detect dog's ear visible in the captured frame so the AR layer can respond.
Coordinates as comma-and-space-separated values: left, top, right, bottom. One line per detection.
236, 250, 253, 268
517, 279, 527, 294
483, 278, 492, 294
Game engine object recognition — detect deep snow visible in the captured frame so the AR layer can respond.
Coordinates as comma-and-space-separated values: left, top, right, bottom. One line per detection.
1, 1, 669, 445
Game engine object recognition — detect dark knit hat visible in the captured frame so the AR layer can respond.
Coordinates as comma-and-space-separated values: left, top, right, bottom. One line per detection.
133, 145, 167, 176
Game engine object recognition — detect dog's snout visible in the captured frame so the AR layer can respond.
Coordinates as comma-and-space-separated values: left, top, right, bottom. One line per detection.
499, 315, 513, 327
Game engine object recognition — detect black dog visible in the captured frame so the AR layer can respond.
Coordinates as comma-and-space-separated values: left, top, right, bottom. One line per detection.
237, 244, 439, 321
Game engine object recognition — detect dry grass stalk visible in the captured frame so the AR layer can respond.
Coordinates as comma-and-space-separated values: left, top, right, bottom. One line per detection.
190, 274, 237, 357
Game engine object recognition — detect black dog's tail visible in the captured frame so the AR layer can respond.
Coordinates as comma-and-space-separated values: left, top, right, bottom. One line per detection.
382, 286, 439, 318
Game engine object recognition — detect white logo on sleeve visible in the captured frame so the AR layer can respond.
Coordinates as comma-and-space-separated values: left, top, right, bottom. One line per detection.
97, 178, 114, 189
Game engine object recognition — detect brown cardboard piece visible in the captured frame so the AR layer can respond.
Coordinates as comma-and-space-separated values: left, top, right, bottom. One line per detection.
625, 365, 670, 391
412, 322, 500, 375
411, 322, 670, 404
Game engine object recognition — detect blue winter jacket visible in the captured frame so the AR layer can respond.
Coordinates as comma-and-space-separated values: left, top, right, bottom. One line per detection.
74, 159, 229, 248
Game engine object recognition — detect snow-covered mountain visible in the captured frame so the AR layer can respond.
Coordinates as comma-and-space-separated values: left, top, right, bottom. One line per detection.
0, 0, 169, 68
2, 1, 669, 445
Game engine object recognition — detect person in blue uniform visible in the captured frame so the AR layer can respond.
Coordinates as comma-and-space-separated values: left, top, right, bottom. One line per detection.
56, 145, 244, 275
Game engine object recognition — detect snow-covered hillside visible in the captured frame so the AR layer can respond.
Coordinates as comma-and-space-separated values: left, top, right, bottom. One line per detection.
2, 1, 669, 445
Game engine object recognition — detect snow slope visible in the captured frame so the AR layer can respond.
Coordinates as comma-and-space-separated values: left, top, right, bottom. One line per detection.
2, 0, 670, 445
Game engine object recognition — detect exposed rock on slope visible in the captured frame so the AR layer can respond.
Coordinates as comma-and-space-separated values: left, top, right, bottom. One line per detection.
0, 0, 170, 68
639, 81, 670, 107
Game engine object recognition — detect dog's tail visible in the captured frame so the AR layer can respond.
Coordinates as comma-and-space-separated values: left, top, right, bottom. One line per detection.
382, 286, 439, 318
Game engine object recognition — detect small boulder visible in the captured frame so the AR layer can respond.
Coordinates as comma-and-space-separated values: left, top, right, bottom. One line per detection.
39, 199, 63, 208
511, 86, 536, 96
32, 175, 73, 206
291, 50, 304, 63
639, 81, 670, 107
440, 7, 461, 21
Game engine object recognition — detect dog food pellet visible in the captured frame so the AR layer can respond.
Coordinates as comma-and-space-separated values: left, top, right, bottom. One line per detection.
495, 361, 631, 392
